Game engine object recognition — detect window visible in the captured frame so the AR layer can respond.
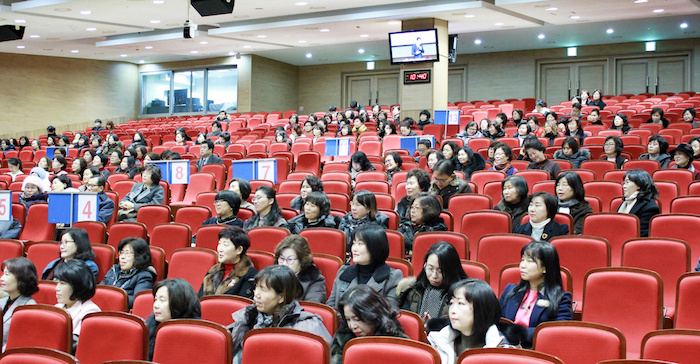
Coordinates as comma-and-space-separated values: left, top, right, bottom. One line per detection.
207, 68, 238, 113
141, 71, 170, 115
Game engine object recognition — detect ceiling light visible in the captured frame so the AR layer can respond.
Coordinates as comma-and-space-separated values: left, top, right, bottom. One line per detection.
199, 41, 208, 44
358, 48, 365, 53
243, 45, 252, 48
15, 19, 26, 23
681, 23, 688, 28
367, 61, 375, 70
464, 14, 474, 18
29, 34, 40, 38
360, 34, 369, 38
257, 34, 267, 38
320, 29, 330, 32
86, 27, 97, 31
546, 7, 557, 11
305, 53, 312, 58
190, 51, 198, 54
120, 54, 128, 57
145, 46, 153, 50
474, 39, 481, 45
567, 47, 577, 57
150, 20, 160, 24
646, 41, 656, 51
228, 52, 236, 56
606, 28, 614, 34
139, 60, 145, 64
570, 15, 580, 19
71, 50, 79, 53
653, 9, 664, 13
295, 2, 308, 5
538, 34, 545, 39
495, 22, 504, 26
298, 40, 307, 43
80, 10, 91, 15
16, 45, 25, 49
153, 0, 165, 4
388, 21, 401, 25
634, 0, 648, 3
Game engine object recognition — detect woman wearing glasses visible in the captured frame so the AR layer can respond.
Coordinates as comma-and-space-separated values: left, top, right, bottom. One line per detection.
101, 237, 156, 309
199, 226, 257, 298
274, 235, 326, 303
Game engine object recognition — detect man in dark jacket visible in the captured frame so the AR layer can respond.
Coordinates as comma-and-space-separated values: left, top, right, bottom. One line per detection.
88, 176, 115, 224
429, 159, 472, 209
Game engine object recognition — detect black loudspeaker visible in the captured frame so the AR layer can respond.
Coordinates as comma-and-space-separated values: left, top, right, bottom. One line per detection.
0, 25, 25, 42
191, 0, 234, 17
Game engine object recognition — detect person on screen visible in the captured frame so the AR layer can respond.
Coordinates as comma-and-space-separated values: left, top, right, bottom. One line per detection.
412, 37, 424, 58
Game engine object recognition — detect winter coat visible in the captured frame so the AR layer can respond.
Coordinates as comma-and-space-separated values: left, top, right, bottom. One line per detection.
337, 212, 390, 250
429, 177, 473, 209
396, 196, 413, 224
494, 199, 529, 230
553, 149, 591, 169
42, 258, 98, 280
639, 153, 672, 169
326, 263, 403, 308
454, 153, 486, 180
19, 192, 48, 209
1, 295, 35, 351
396, 277, 449, 318
559, 200, 593, 235
287, 213, 339, 234
330, 326, 408, 364
428, 324, 507, 364
298, 265, 327, 303
198, 254, 258, 298
513, 220, 569, 241
101, 265, 156, 308
397, 217, 448, 252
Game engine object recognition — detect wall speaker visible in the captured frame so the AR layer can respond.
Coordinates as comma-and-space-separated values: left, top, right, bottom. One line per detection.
191, 0, 234, 17
0, 25, 25, 42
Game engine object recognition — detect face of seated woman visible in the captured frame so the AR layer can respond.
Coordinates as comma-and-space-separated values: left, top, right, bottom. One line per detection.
253, 280, 284, 315
153, 286, 171, 322
528, 196, 548, 224
56, 280, 77, 308
556, 179, 574, 202
448, 287, 474, 336
351, 238, 370, 266
344, 305, 375, 337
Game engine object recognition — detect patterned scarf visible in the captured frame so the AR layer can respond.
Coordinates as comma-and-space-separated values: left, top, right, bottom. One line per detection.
253, 312, 275, 329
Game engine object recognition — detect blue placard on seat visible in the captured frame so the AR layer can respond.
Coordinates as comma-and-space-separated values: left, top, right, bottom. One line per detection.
434, 110, 461, 125
400, 135, 435, 155
325, 138, 352, 157
146, 160, 190, 184
46, 147, 68, 160
48, 192, 99, 224
0, 191, 12, 222
229, 159, 277, 184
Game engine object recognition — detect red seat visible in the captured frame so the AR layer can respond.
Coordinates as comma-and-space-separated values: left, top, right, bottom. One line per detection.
106, 222, 147, 251
75, 312, 148, 364
323, 180, 351, 196
247, 250, 275, 270
582, 267, 663, 359
131, 290, 154, 320
200, 163, 227, 191
447, 194, 493, 234
19, 203, 55, 242
675, 272, 700, 329
641, 329, 700, 364
34, 280, 58, 305
354, 180, 390, 194
386, 257, 412, 277
327, 193, 350, 212
583, 181, 623, 213
107, 173, 131, 187
91, 244, 116, 283
174, 205, 212, 234
623, 160, 660, 175
241, 328, 329, 364
648, 213, 700, 272
150, 222, 192, 261
531, 180, 555, 195
166, 248, 217, 290
111, 180, 137, 204
0, 239, 24, 264
312, 254, 343, 300
296, 151, 321, 175
476, 233, 533, 291
412, 231, 468, 273
153, 319, 232, 364
397, 310, 427, 342
26, 242, 60, 275
515, 170, 552, 192
355, 171, 387, 182
470, 171, 506, 194
385, 230, 405, 259
582, 213, 639, 266
343, 337, 439, 364
170, 172, 216, 206
580, 161, 616, 180
460, 260, 490, 282
653, 169, 693, 195
373, 193, 395, 210
74, 221, 107, 245
92, 285, 129, 313
480, 181, 502, 203
299, 301, 338, 336
247, 226, 291, 254
0, 347, 79, 364
459, 347, 563, 363
300, 228, 346, 260
5, 304, 73, 353
461, 211, 512, 262
533, 321, 625, 364
200, 295, 253, 326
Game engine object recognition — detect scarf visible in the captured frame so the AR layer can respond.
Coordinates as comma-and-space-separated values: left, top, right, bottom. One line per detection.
419, 286, 445, 318
530, 218, 551, 240
618, 191, 639, 214
557, 199, 579, 214
253, 312, 275, 329
494, 162, 512, 172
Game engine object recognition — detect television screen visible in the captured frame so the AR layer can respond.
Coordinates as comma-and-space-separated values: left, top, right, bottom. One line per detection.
389, 29, 439, 65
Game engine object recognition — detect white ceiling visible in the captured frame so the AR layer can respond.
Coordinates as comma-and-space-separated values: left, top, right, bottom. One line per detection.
0, 0, 699, 66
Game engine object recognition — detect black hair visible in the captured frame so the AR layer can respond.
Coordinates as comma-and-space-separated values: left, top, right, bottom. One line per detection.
60, 228, 96, 261
433, 159, 455, 176
517, 121, 532, 135
218, 226, 251, 254
555, 171, 585, 202
503, 241, 566, 318
54, 259, 96, 302
407, 168, 431, 193
502, 175, 529, 204
494, 143, 513, 161
338, 285, 403, 337
561, 137, 580, 154
254, 265, 303, 306
215, 190, 242, 214
415, 241, 468, 291
84, 167, 101, 181
2, 257, 39, 296
495, 113, 507, 123
384, 152, 403, 171
351, 223, 389, 266
202, 139, 215, 151
275, 235, 314, 272
349, 151, 373, 172
572, 103, 582, 110
305, 191, 331, 217
142, 164, 162, 185
352, 190, 378, 220
605, 136, 624, 157
151, 278, 201, 319
648, 134, 669, 154
427, 150, 445, 169
528, 192, 558, 219
623, 169, 659, 200
545, 111, 558, 121
442, 141, 460, 157
447, 279, 501, 343
118, 237, 152, 271
252, 185, 284, 226
684, 107, 696, 120
121, 156, 136, 171
95, 153, 109, 167
412, 192, 442, 225
523, 139, 546, 153
47, 126, 56, 132
7, 158, 22, 171
52, 174, 73, 190
417, 139, 432, 149
456, 146, 475, 166
419, 110, 431, 119
230, 178, 252, 200
611, 113, 630, 133
301, 175, 324, 194
212, 121, 222, 129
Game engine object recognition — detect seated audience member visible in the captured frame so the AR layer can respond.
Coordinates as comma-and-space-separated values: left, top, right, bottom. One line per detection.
683, 107, 699, 128
92, 153, 111, 178
417, 109, 432, 129
690, 136, 700, 160
565, 117, 585, 145
457, 121, 484, 142
527, 116, 543, 138
195, 139, 223, 170
0, 257, 39, 351
52, 156, 69, 176
54, 259, 101, 352
383, 151, 403, 186
426, 150, 445, 172
610, 113, 631, 134
639, 134, 671, 169
51, 175, 77, 192
617, 169, 659, 237
524, 139, 561, 180
602, 135, 627, 169
416, 139, 432, 162
117, 164, 164, 222
199, 226, 257, 298
19, 175, 49, 209
244, 186, 287, 229
555, 171, 592, 235
670, 143, 700, 180
397, 242, 468, 324
290, 175, 324, 212
86, 176, 115, 224
331, 286, 407, 364
441, 141, 460, 167
494, 113, 508, 127
229, 265, 331, 364
553, 137, 590, 169
352, 116, 368, 135
513, 192, 569, 241
499, 241, 573, 348
147, 279, 201, 361
230, 177, 256, 213
397, 193, 448, 253
567, 103, 582, 118
588, 89, 606, 109
514, 121, 531, 146
91, 119, 104, 132
488, 143, 517, 176
327, 224, 402, 308
428, 279, 515, 364
396, 168, 431, 223
5, 158, 23, 182
494, 175, 529, 229
207, 121, 223, 138
287, 191, 339, 234
399, 121, 417, 136
542, 120, 559, 145
101, 237, 155, 309
587, 108, 603, 125
338, 190, 390, 250
429, 159, 473, 209
646, 107, 670, 128
42, 228, 99, 279
487, 120, 505, 140
275, 235, 327, 303
455, 146, 485, 180
114, 156, 139, 179
348, 151, 376, 186
108, 150, 123, 167
203, 190, 244, 228
532, 99, 550, 114
103, 134, 123, 157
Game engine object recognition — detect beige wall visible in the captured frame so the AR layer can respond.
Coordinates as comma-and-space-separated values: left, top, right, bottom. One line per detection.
250, 56, 299, 113
0, 53, 138, 139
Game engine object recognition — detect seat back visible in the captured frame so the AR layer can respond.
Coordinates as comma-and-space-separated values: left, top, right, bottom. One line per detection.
532, 321, 625, 364
470, 171, 506, 193
0, 347, 78, 364
460, 260, 490, 282
476, 233, 533, 291
5, 304, 72, 353
583, 181, 623, 212
193, 224, 227, 252
92, 285, 128, 312
200, 295, 253, 326
582, 213, 640, 266
174, 205, 212, 234
74, 221, 107, 245
299, 228, 346, 260
343, 337, 439, 364
178, 172, 216, 204
247, 226, 291, 254
75, 312, 148, 364
247, 250, 275, 270
412, 231, 469, 273
0, 239, 24, 265
654, 169, 693, 195
447, 194, 493, 234
135, 204, 171, 235
457, 347, 564, 364
150, 222, 192, 261
34, 280, 58, 305
312, 254, 343, 300
241, 328, 329, 364
461, 211, 512, 261
106, 222, 147, 250
582, 267, 663, 359
166, 248, 218, 290
91, 244, 116, 283
648, 213, 700, 271
514, 170, 552, 192
19, 203, 55, 241
385, 230, 405, 259
131, 290, 154, 320
397, 310, 426, 342
153, 319, 232, 364
676, 272, 700, 329
26, 241, 60, 274
641, 329, 700, 364
299, 301, 338, 336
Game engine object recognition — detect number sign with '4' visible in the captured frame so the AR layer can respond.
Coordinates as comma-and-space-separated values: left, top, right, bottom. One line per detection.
48, 192, 99, 224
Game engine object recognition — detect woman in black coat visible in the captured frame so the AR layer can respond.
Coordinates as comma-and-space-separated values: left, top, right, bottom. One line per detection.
101, 237, 156, 309
454, 146, 485, 180
555, 172, 593, 235
616, 169, 659, 237
514, 192, 569, 241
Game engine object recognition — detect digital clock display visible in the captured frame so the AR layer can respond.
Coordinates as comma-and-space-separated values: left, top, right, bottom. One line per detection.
404, 70, 431, 84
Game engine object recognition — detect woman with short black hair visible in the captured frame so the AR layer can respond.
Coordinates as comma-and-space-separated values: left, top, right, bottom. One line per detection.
244, 186, 287, 229
610, 113, 631, 134
147, 278, 201, 361
287, 191, 339, 234
1, 257, 39, 351
397, 193, 448, 253
230, 177, 256, 212
290, 175, 324, 212
617, 169, 659, 237
384, 152, 403, 186
117, 164, 164, 221
101, 238, 156, 308
494, 175, 529, 229
454, 146, 485, 180
602, 135, 627, 169
639, 134, 671, 169
200, 226, 257, 298
338, 190, 390, 250
396, 168, 431, 223
275, 235, 327, 303
555, 171, 592, 235
54, 259, 101, 350
553, 137, 590, 169
42, 228, 98, 280
513, 192, 569, 241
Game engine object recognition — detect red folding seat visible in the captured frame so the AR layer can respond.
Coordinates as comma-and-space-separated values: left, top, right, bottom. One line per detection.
343, 337, 439, 364
247, 250, 275, 270
0, 347, 78, 363
448, 194, 492, 234
533, 321, 625, 364
469, 171, 506, 194
74, 221, 107, 245
19, 203, 55, 242
106, 222, 147, 250
582, 212, 639, 266
0, 239, 23, 264
5, 304, 72, 352
460, 210, 511, 261
153, 320, 232, 364
174, 205, 212, 234
386, 257, 412, 277
460, 260, 489, 282
476, 233, 533, 291
170, 172, 216, 206
312, 253, 343, 299
300, 228, 346, 260
166, 248, 217, 290
641, 329, 700, 364
653, 169, 693, 195
241, 328, 328, 364
150, 222, 191, 261
92, 285, 128, 312
412, 231, 468, 273
200, 295, 252, 326
648, 213, 700, 271
91, 243, 115, 283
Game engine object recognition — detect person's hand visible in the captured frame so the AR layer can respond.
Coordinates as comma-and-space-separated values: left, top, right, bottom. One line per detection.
422, 312, 432, 331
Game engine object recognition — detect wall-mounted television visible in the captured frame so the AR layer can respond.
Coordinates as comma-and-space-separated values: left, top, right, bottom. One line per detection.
389, 29, 439, 65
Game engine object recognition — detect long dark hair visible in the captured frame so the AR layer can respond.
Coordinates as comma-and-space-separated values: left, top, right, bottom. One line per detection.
60, 228, 95, 261
338, 285, 403, 337
555, 171, 585, 202
349, 151, 373, 172
251, 185, 284, 226
503, 241, 566, 318
448, 279, 501, 345
623, 169, 659, 200
415, 242, 468, 291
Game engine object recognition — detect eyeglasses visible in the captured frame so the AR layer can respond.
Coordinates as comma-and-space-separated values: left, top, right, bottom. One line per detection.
86, 183, 98, 188
424, 265, 442, 277
604, 142, 616, 147
60, 240, 75, 245
410, 205, 423, 212
277, 256, 297, 265
119, 250, 134, 257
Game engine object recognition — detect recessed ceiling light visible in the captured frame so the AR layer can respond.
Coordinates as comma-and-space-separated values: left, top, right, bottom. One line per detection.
145, 46, 153, 49
360, 34, 369, 38
80, 10, 91, 15
228, 51, 236, 56
474, 39, 481, 45
120, 54, 128, 57
546, 7, 557, 11
153, 0, 165, 4
495, 22, 504, 26
150, 20, 160, 24
86, 27, 97, 31
634, 0, 648, 3
199, 41, 208, 44
16, 45, 25, 49
295, 2, 308, 5
190, 51, 198, 54
15, 19, 26, 23
257, 34, 267, 38
607, 28, 614, 34
139, 60, 145, 64
320, 28, 330, 32
681, 23, 688, 28
298, 40, 307, 43
538, 34, 545, 39
243, 45, 252, 48
71, 50, 79, 53
570, 15, 580, 19
305, 53, 312, 58
464, 14, 474, 18
29, 34, 40, 38
358, 48, 365, 53
653, 9, 664, 13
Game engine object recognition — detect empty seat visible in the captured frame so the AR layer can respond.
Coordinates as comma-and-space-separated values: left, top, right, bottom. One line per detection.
241, 327, 329, 364
533, 321, 625, 364
74, 312, 148, 364
166, 248, 217, 291
5, 304, 73, 352
343, 337, 439, 364
153, 319, 232, 364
